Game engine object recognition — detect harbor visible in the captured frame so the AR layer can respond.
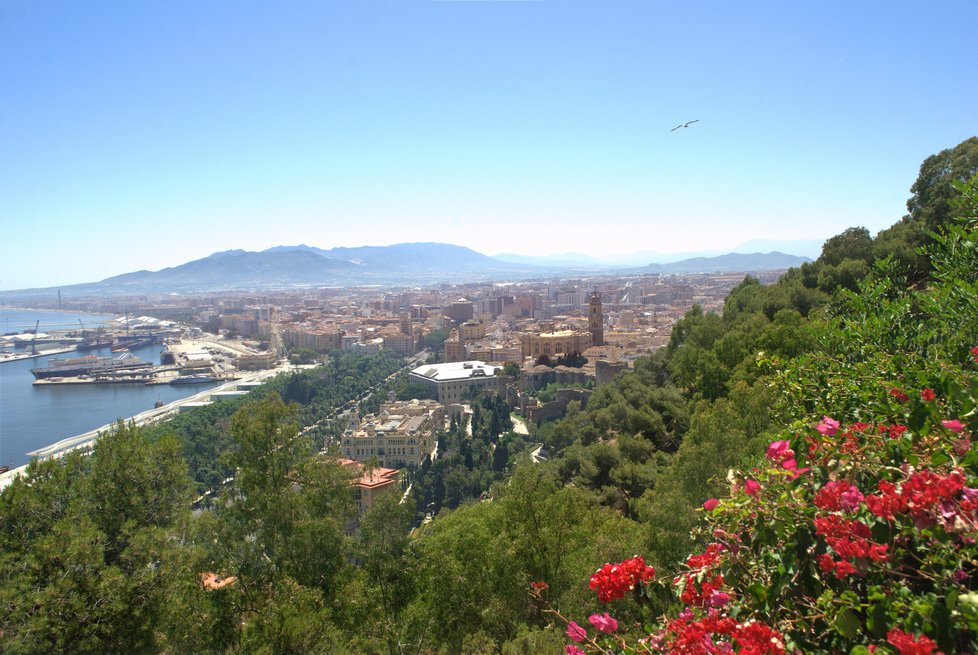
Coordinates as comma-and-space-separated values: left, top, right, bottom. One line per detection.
0, 308, 281, 472
0, 366, 285, 491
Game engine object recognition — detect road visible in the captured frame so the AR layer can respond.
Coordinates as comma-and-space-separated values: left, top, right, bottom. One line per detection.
511, 414, 529, 435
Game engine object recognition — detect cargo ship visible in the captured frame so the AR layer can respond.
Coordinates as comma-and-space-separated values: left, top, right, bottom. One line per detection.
30, 353, 154, 380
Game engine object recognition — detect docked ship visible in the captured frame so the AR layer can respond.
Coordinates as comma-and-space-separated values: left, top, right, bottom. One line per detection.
30, 353, 153, 380
169, 373, 215, 385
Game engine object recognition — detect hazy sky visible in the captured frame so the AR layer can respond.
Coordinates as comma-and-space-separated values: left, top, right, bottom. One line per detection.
2, 1, 976, 290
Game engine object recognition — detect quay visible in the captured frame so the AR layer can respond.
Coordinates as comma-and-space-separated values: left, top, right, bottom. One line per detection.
0, 345, 77, 364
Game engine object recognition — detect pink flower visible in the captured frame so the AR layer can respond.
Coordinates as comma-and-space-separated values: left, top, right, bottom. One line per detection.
703, 498, 719, 511
589, 612, 619, 634
565, 646, 586, 655
942, 419, 965, 433
921, 388, 935, 402
766, 440, 793, 462
706, 591, 730, 608
566, 621, 587, 642
744, 479, 761, 496
816, 416, 839, 437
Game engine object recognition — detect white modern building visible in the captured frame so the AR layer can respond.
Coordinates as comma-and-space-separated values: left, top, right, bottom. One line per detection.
408, 360, 503, 403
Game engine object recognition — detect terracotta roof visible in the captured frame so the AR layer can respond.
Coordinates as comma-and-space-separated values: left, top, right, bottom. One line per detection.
200, 572, 237, 591
338, 458, 400, 488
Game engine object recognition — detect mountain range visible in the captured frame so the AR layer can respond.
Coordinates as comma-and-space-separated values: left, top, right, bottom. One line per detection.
0, 243, 813, 299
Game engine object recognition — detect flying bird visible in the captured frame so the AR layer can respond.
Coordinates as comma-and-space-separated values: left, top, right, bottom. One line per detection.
671, 119, 700, 131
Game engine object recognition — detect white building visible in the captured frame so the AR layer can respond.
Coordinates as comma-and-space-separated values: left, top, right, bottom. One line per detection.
408, 360, 503, 403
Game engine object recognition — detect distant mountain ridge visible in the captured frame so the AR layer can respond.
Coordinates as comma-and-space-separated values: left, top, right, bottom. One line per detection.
640, 251, 810, 273
495, 238, 822, 267
99, 249, 361, 291
266, 242, 515, 272
0, 243, 812, 299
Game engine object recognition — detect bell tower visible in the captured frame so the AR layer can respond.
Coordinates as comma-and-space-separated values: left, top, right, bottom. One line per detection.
588, 292, 604, 347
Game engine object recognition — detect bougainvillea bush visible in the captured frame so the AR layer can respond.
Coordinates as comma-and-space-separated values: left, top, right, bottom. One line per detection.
529, 178, 978, 654
531, 184, 978, 655
534, 346, 978, 654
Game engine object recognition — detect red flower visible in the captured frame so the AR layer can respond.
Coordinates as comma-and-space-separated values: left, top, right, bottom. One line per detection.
887, 629, 944, 655
589, 556, 655, 603
942, 419, 965, 433
815, 480, 865, 512
686, 543, 724, 571
890, 388, 910, 402
703, 498, 719, 511
971, 345, 978, 362
744, 479, 761, 496
921, 388, 936, 402
530, 581, 548, 592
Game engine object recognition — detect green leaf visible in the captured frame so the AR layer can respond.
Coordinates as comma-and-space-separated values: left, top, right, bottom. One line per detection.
834, 608, 862, 639
866, 602, 888, 638
850, 646, 870, 655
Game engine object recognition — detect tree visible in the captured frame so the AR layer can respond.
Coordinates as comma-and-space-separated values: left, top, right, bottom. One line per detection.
877, 137, 978, 282
0, 422, 194, 654
350, 492, 419, 655
819, 226, 874, 266
201, 394, 355, 650
907, 136, 978, 231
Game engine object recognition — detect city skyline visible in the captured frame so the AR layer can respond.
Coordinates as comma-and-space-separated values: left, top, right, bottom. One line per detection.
2, 1, 977, 290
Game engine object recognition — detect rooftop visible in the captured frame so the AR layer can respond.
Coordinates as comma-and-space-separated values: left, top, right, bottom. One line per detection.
410, 360, 500, 382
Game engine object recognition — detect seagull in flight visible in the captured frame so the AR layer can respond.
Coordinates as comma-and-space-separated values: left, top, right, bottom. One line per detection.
671, 119, 700, 131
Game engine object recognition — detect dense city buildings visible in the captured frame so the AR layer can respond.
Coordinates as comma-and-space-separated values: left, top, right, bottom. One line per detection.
43, 271, 784, 381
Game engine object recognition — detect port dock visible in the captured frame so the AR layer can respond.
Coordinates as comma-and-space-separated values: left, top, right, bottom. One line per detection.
0, 345, 78, 364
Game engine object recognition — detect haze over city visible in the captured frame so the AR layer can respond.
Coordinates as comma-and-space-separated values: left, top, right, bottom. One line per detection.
2, 1, 976, 290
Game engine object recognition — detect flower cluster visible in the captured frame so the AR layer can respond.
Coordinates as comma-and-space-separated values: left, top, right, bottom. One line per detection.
887, 628, 944, 655
588, 555, 655, 603
814, 514, 889, 578
552, 377, 976, 655
890, 387, 911, 402
813, 480, 864, 512
866, 468, 977, 533
764, 439, 808, 477
674, 543, 729, 607
658, 614, 785, 655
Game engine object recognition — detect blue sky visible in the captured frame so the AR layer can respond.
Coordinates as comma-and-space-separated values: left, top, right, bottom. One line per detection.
1, 0, 976, 290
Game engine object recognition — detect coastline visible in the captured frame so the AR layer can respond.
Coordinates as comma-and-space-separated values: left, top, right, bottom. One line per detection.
0, 366, 285, 491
